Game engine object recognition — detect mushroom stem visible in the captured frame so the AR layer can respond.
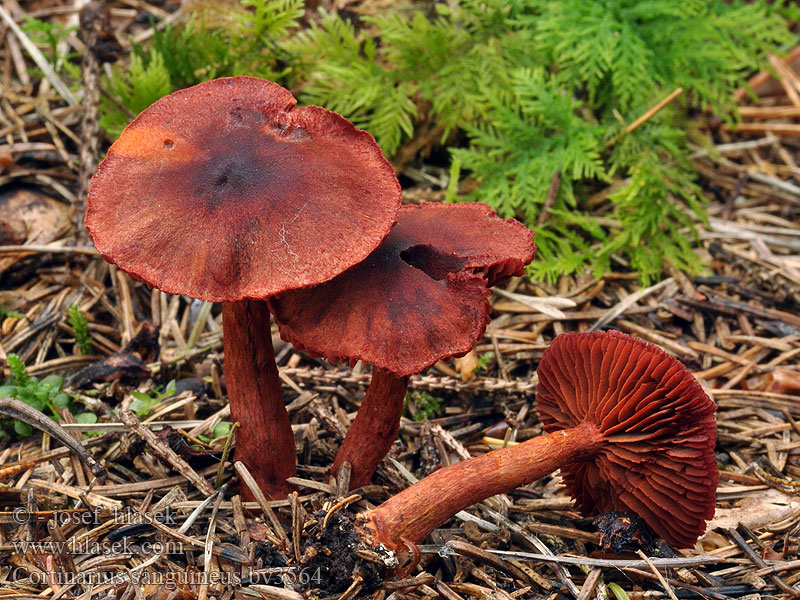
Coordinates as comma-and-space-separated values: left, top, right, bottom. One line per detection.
360, 422, 604, 550
332, 368, 409, 488
223, 300, 296, 500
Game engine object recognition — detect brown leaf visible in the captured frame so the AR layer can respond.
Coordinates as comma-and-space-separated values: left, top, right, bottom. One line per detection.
454, 349, 481, 382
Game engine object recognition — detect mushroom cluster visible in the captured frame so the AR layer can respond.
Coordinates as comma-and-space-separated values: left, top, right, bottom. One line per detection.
87, 75, 537, 500
356, 331, 718, 551
86, 77, 402, 498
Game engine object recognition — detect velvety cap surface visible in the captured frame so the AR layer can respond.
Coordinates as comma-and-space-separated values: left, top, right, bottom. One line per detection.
537, 331, 718, 548
86, 77, 401, 302
269, 202, 535, 375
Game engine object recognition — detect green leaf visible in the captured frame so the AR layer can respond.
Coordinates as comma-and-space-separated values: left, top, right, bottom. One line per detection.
608, 583, 631, 600
0, 305, 24, 319
129, 398, 152, 416
75, 412, 98, 424
212, 420, 231, 439
14, 420, 32, 437
40, 375, 64, 392
52, 393, 71, 409
130, 391, 153, 403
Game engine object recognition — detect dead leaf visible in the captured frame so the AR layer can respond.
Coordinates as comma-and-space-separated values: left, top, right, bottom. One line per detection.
0, 187, 72, 244
703, 488, 800, 535
0, 187, 73, 274
454, 349, 481, 381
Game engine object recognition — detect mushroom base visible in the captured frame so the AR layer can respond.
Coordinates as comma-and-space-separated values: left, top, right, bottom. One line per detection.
299, 510, 387, 596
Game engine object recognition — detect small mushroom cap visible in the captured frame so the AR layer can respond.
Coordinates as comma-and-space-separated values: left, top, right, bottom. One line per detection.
269, 202, 535, 375
537, 331, 718, 548
86, 77, 401, 302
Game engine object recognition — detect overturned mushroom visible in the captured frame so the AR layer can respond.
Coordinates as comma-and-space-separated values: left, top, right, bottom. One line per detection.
356, 331, 717, 551
269, 202, 535, 488
86, 77, 401, 498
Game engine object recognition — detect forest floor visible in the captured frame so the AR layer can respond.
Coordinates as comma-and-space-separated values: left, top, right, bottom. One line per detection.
1, 2, 800, 600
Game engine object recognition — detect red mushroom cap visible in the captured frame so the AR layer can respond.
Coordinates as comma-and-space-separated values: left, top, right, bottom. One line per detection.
269, 202, 535, 375
86, 77, 401, 302
537, 331, 718, 548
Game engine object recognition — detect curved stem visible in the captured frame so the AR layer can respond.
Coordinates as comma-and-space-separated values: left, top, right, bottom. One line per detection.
332, 368, 408, 488
223, 300, 296, 500
361, 422, 604, 550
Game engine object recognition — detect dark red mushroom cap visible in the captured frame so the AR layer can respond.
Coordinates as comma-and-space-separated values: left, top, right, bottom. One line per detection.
86, 77, 401, 302
537, 331, 718, 548
269, 202, 535, 375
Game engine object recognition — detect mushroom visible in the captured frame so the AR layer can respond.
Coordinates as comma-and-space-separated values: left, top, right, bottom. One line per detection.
86, 77, 402, 498
356, 331, 717, 550
269, 202, 536, 488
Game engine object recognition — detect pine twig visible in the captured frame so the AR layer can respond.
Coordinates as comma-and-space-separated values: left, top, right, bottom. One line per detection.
605, 87, 684, 148
537, 169, 562, 226
119, 406, 214, 496
0, 6, 77, 106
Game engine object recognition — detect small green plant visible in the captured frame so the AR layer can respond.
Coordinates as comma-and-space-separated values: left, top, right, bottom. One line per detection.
608, 583, 633, 600
0, 305, 24, 319
128, 379, 177, 417
98, 0, 795, 284
198, 420, 232, 444
405, 390, 444, 422
0, 354, 94, 437
289, 0, 793, 284
99, 0, 305, 137
475, 352, 494, 375
21, 17, 80, 81
67, 305, 92, 355
100, 49, 173, 139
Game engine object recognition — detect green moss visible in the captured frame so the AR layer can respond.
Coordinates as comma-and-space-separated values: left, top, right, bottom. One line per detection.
97, 0, 795, 284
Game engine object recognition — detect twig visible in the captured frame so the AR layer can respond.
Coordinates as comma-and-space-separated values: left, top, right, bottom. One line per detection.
431, 546, 728, 568
0, 245, 99, 255
119, 407, 214, 496
198, 484, 226, 600
723, 122, 800, 137
537, 169, 562, 225
135, 508, 250, 564
606, 88, 683, 148
215, 422, 238, 489
492, 288, 575, 319
768, 54, 800, 107
636, 550, 679, 600
0, 397, 105, 479
76, 1, 112, 241
249, 585, 304, 600
280, 367, 538, 395
621, 568, 729, 600
483, 507, 581, 598
588, 277, 674, 332
727, 527, 798, 597
733, 44, 800, 101
176, 487, 225, 534
0, 5, 78, 105
446, 540, 533, 584
737, 105, 800, 119
233, 461, 291, 551
690, 136, 777, 159
576, 568, 602, 600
